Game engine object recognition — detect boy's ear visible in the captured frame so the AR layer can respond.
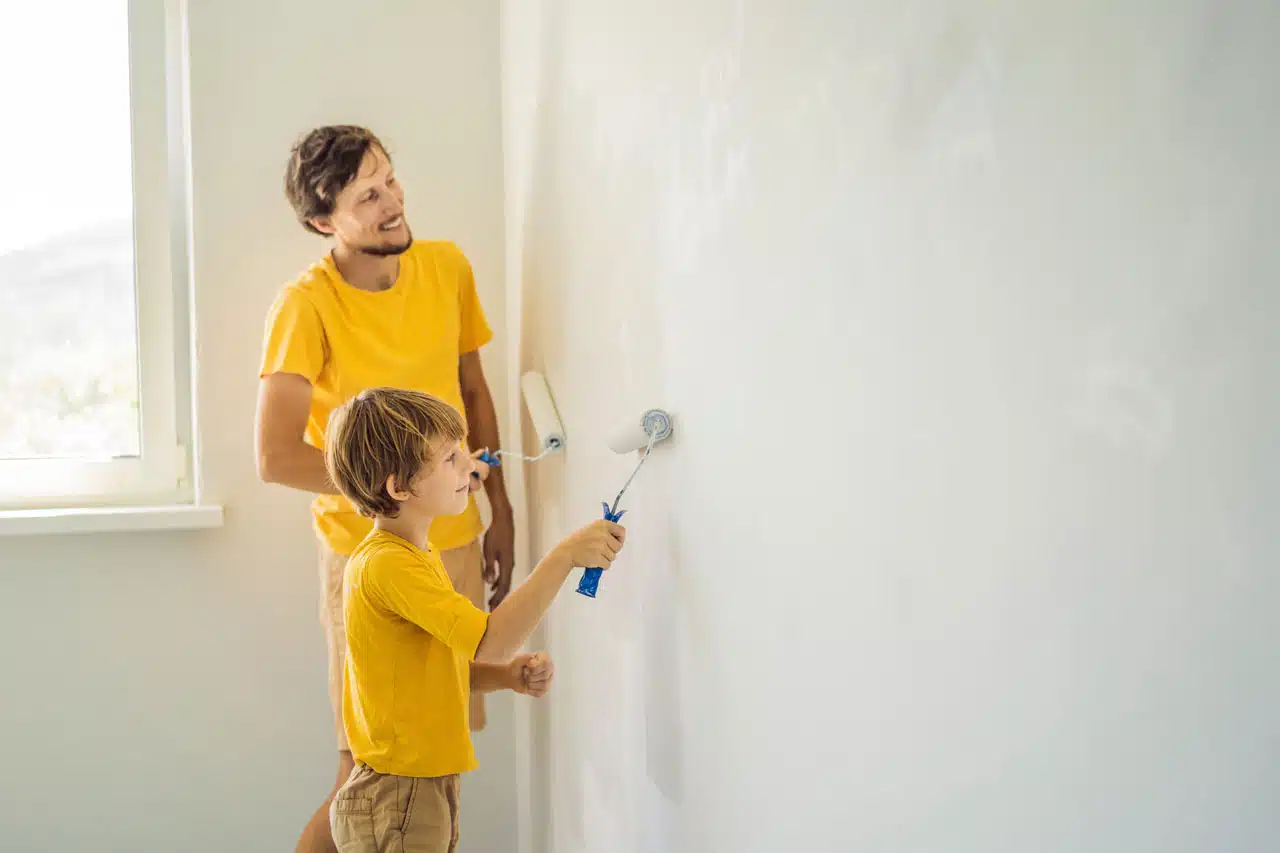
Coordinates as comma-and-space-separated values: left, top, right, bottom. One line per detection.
385, 473, 412, 501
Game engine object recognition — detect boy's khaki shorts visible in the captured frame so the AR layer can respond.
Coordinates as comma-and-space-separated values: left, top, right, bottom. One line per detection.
331, 763, 460, 853
320, 537, 488, 749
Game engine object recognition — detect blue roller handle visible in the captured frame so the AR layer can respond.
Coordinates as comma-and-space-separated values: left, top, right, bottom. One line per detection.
473, 450, 501, 480
576, 503, 625, 598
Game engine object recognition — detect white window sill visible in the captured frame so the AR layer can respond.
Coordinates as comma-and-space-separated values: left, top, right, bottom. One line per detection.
0, 504, 224, 537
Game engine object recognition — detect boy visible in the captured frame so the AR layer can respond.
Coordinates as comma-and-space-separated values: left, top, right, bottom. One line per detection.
324, 387, 626, 852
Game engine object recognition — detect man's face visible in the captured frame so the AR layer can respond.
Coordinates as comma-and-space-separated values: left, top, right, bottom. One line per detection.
316, 146, 411, 256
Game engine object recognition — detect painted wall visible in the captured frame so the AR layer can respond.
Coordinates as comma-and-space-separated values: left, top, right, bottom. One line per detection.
500, 2, 1280, 852
0, 2, 514, 851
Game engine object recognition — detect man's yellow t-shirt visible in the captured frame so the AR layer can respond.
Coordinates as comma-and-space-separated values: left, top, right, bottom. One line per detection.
259, 241, 492, 555
341, 529, 489, 777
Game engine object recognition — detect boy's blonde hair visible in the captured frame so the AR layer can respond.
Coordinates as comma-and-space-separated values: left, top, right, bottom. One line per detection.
325, 387, 466, 518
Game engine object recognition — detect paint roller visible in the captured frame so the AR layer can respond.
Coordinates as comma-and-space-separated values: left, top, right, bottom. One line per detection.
578, 407, 673, 598
474, 372, 566, 474
479, 371, 674, 598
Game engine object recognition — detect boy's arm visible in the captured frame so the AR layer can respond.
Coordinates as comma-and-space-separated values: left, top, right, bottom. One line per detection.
472, 548, 573, 664
470, 652, 555, 696
473, 521, 624, 664
470, 661, 519, 694
370, 523, 619, 667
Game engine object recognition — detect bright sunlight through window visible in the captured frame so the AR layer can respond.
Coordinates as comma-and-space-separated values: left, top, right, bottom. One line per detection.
0, 0, 190, 509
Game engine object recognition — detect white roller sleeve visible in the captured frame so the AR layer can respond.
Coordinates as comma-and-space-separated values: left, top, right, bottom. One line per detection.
520, 371, 566, 453
607, 416, 650, 455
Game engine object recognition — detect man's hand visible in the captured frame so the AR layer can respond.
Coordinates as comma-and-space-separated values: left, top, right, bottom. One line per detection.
508, 651, 554, 698
470, 449, 491, 493
485, 502, 515, 609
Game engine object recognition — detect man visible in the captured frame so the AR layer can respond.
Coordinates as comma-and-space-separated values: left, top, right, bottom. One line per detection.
255, 125, 515, 853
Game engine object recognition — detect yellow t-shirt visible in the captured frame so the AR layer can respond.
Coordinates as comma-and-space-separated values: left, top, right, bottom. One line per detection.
341, 529, 489, 777
259, 241, 493, 555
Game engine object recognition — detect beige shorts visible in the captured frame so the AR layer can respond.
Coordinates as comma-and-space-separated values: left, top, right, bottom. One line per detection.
321, 537, 488, 751
331, 763, 460, 853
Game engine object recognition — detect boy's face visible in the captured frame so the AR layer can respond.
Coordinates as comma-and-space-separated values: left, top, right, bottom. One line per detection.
390, 438, 474, 521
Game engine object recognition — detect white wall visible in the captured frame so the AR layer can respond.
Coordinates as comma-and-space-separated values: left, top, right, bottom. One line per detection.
501, 2, 1280, 852
0, 2, 514, 851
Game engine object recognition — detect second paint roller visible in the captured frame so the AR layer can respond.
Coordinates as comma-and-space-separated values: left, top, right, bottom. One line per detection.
477, 372, 565, 467
484, 371, 674, 598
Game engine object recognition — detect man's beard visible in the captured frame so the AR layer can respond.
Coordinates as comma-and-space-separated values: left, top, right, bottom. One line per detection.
359, 227, 414, 257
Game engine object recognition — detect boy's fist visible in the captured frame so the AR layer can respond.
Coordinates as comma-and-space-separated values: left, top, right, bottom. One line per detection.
510, 651, 555, 698
557, 519, 626, 569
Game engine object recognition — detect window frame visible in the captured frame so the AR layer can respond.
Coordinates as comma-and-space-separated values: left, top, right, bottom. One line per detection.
0, 0, 194, 511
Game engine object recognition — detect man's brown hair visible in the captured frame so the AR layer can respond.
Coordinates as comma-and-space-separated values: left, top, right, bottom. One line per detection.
325, 387, 466, 519
284, 125, 389, 235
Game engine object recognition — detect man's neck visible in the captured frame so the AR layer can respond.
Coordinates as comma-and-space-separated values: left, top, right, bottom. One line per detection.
332, 243, 400, 292
374, 513, 434, 551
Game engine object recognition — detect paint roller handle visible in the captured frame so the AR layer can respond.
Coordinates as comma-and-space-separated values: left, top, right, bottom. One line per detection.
576, 503, 626, 598
471, 449, 501, 482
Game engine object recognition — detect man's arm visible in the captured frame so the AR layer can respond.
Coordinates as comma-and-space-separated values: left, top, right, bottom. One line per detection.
459, 351, 516, 608
255, 372, 338, 494
459, 351, 510, 508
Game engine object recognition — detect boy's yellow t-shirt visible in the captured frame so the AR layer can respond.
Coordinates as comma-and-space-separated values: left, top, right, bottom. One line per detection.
342, 529, 489, 777
258, 240, 492, 556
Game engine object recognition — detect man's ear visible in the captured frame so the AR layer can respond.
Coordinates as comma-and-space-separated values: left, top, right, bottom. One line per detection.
310, 215, 336, 236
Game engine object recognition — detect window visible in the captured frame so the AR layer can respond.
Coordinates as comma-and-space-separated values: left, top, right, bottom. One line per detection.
0, 0, 192, 510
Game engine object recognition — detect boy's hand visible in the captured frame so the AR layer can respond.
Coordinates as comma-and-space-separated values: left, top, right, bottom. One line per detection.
509, 651, 555, 698
557, 519, 626, 569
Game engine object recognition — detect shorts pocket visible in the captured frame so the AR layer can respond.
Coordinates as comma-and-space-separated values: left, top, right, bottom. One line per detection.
399, 777, 420, 834
330, 794, 375, 852
396, 778, 456, 852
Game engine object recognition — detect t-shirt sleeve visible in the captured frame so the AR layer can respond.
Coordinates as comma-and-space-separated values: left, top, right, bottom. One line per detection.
455, 248, 494, 354
259, 287, 326, 382
367, 550, 489, 659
